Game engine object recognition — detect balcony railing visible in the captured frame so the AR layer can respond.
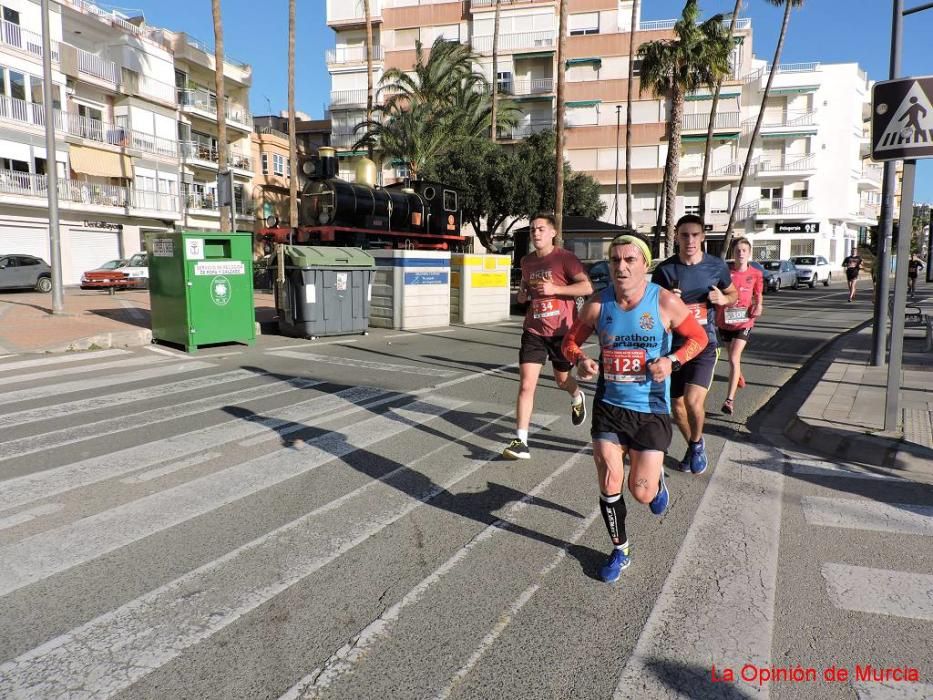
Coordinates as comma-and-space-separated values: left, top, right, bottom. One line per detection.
682, 111, 740, 131
0, 18, 59, 61
75, 46, 117, 84
0, 169, 178, 212
329, 89, 371, 109
62, 112, 178, 158
640, 17, 751, 31
682, 161, 743, 178
325, 45, 384, 65
176, 32, 248, 69
0, 94, 47, 126
331, 130, 362, 149
327, 0, 382, 24
861, 163, 883, 183
137, 75, 176, 103
499, 78, 553, 96
740, 197, 814, 219
177, 88, 252, 126
185, 191, 254, 215
180, 141, 252, 170
752, 154, 815, 173
472, 31, 555, 52
743, 62, 820, 83
497, 120, 553, 140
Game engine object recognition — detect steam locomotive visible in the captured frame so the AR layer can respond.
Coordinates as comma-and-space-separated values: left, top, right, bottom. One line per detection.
258, 147, 467, 251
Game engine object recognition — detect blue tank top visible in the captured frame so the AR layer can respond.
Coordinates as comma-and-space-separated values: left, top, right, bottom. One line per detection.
595, 283, 672, 414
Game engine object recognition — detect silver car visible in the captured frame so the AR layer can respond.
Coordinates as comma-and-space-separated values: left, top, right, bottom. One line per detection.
758, 259, 799, 292
0, 254, 52, 292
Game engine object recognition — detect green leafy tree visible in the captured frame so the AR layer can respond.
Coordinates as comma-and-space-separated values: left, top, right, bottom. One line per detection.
638, 0, 734, 254
723, 0, 805, 257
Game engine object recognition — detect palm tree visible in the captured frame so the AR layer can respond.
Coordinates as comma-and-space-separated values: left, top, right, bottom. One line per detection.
638, 0, 733, 255
625, 0, 640, 227
364, 0, 374, 160
554, 0, 568, 239
699, 0, 742, 221
211, 0, 229, 231
722, 0, 804, 257
287, 0, 297, 229
490, 0, 501, 144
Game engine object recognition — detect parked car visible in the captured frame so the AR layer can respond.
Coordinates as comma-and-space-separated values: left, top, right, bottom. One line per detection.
791, 255, 832, 288
80, 259, 130, 291
587, 259, 611, 293
758, 259, 799, 292
0, 254, 52, 292
118, 252, 149, 289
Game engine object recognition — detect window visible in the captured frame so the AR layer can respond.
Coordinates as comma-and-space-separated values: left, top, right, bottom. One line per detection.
443, 189, 457, 212
569, 12, 599, 35
566, 104, 598, 127
790, 239, 814, 257
753, 239, 780, 261
3, 7, 19, 25
287, 158, 291, 177
273, 153, 285, 176
261, 153, 269, 175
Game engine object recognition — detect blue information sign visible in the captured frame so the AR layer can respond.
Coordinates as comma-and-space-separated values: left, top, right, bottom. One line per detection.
404, 271, 449, 285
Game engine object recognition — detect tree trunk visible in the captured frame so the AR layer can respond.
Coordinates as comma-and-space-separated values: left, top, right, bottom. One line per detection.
364, 0, 374, 160
490, 0, 500, 143
664, 86, 685, 253
554, 0, 568, 240
625, 0, 639, 228
211, 0, 229, 231
699, 0, 741, 222
723, 0, 793, 258
288, 0, 297, 229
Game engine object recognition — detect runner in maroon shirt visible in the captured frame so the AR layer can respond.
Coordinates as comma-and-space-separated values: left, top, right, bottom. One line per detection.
716, 238, 764, 415
503, 213, 593, 460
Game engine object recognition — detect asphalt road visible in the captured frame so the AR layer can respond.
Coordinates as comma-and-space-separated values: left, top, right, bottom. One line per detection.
0, 284, 930, 700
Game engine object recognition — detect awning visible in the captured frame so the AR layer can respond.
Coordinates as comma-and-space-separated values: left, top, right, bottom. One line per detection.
760, 131, 817, 138
336, 150, 368, 158
566, 99, 601, 107
566, 57, 602, 68
69, 145, 133, 179
682, 132, 740, 142
513, 50, 554, 59
686, 91, 741, 101
767, 86, 819, 95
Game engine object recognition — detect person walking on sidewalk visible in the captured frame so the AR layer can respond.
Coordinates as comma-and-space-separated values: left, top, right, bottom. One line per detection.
503, 213, 593, 460
842, 246, 863, 302
562, 234, 708, 583
651, 215, 737, 475
716, 238, 763, 416
908, 253, 924, 299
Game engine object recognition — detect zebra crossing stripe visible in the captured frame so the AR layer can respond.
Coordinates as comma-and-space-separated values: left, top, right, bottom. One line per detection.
789, 461, 904, 481
822, 563, 933, 621
270, 350, 461, 377
0, 395, 470, 596
0, 409, 556, 698
0, 376, 322, 462
0, 348, 129, 373
0, 360, 215, 408
0, 369, 258, 430
0, 355, 163, 388
0, 503, 63, 532
801, 497, 933, 537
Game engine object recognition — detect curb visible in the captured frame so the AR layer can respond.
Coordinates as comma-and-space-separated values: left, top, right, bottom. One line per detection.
36, 328, 154, 354
784, 414, 901, 468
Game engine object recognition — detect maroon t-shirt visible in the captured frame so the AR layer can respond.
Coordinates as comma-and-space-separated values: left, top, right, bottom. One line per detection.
521, 247, 585, 337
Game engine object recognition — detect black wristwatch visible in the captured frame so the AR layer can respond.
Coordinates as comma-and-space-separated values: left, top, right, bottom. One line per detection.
666, 354, 682, 371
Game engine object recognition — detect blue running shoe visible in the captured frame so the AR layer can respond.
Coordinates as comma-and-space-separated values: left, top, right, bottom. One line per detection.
649, 471, 669, 515
599, 546, 631, 583
689, 439, 708, 475
678, 446, 691, 472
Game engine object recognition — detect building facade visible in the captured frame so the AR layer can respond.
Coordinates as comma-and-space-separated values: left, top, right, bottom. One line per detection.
324, 0, 880, 266
0, 0, 253, 285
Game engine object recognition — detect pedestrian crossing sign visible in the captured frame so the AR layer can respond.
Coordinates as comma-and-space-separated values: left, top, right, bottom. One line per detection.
871, 76, 933, 161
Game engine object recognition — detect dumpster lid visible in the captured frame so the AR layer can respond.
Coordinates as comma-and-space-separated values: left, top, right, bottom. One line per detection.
283, 245, 375, 268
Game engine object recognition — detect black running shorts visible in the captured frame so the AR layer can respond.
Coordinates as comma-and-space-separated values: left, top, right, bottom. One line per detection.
591, 400, 672, 453
719, 327, 752, 343
518, 330, 573, 371
670, 344, 720, 398
845, 269, 859, 281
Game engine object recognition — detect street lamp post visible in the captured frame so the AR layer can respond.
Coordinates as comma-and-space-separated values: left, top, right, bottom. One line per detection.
614, 105, 621, 226
40, 0, 63, 314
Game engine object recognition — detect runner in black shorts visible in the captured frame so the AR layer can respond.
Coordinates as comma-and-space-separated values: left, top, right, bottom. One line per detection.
842, 246, 863, 302
652, 215, 738, 475
503, 213, 593, 460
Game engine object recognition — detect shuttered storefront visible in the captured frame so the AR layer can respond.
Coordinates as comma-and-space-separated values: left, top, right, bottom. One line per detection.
0, 223, 51, 260
67, 228, 122, 284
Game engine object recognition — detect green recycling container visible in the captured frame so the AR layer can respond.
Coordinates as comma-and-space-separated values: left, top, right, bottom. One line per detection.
146, 231, 256, 353
277, 245, 375, 338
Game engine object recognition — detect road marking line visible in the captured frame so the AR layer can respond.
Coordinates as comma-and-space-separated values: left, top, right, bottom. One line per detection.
613, 439, 784, 699
0, 348, 129, 373
269, 350, 460, 377
0, 377, 322, 462
120, 452, 223, 484
290, 443, 588, 699
0, 408, 557, 698
822, 563, 933, 621
0, 503, 63, 532
801, 497, 933, 536
144, 345, 202, 359
788, 459, 905, 481
265, 339, 359, 351
0, 360, 215, 408
384, 329, 457, 338
0, 355, 162, 388
0, 369, 256, 430
0, 395, 470, 596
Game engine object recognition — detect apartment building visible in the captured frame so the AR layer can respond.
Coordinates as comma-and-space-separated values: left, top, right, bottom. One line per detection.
324, 0, 878, 264
0, 0, 253, 285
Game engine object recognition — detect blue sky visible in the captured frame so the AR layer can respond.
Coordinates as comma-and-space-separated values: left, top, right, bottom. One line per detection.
124, 0, 933, 201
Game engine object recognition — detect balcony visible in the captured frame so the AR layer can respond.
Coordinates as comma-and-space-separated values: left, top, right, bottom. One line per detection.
177, 88, 253, 132
497, 119, 553, 141
472, 0, 554, 7
739, 197, 814, 220
329, 90, 372, 109
680, 161, 743, 180
327, 0, 382, 27
62, 112, 178, 159
185, 191, 255, 217
0, 169, 178, 215
74, 45, 117, 85
326, 45, 384, 66
682, 111, 741, 132
0, 18, 59, 62
640, 17, 751, 31
749, 110, 817, 136
751, 153, 817, 177
499, 78, 554, 97
858, 163, 883, 190
180, 142, 253, 173
472, 31, 555, 53
137, 75, 176, 104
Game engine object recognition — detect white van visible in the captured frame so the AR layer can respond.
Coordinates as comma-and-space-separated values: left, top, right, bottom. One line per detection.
119, 252, 149, 288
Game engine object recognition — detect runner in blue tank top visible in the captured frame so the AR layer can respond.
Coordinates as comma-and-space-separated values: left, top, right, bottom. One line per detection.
563, 234, 709, 583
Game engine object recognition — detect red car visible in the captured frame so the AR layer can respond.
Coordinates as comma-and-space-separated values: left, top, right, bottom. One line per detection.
80, 259, 136, 292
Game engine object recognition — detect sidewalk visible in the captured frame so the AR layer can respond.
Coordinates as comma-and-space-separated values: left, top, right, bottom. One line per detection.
785, 282, 933, 480
0, 287, 277, 354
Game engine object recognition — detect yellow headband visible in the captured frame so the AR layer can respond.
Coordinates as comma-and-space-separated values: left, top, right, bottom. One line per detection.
610, 235, 652, 267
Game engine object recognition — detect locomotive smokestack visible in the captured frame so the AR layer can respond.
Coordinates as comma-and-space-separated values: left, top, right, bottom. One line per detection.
318, 146, 337, 179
